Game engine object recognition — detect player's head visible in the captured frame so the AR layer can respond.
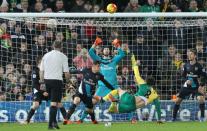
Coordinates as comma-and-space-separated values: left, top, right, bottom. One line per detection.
52, 40, 62, 50
92, 61, 100, 73
146, 76, 155, 86
103, 46, 110, 56
188, 48, 197, 61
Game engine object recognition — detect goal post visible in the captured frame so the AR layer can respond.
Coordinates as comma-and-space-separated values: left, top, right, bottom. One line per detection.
0, 13, 206, 122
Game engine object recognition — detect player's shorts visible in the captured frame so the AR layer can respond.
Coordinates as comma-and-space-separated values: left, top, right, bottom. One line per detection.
73, 92, 93, 109
95, 85, 118, 97
45, 79, 63, 102
33, 91, 49, 105
135, 84, 151, 97
118, 92, 136, 113
178, 87, 202, 99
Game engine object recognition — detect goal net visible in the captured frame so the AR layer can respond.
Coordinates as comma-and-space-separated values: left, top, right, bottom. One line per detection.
0, 13, 206, 122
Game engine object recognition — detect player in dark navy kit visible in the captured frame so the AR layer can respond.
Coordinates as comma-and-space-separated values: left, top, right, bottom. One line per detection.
172, 49, 207, 121
24, 56, 68, 124
63, 61, 114, 124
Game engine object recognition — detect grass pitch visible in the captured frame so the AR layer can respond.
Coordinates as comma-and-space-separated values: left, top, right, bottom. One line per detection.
0, 122, 206, 131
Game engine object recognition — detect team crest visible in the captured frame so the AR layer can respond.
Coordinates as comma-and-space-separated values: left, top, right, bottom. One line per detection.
195, 67, 198, 71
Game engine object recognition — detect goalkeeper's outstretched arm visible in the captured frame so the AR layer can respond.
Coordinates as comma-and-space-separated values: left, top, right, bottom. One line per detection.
131, 54, 146, 85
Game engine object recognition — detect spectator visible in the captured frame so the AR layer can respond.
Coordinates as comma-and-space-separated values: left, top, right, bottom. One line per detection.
0, 4, 9, 12
0, 34, 14, 66
83, 1, 92, 12
19, 0, 30, 12
0, 66, 5, 92
92, 4, 102, 13
140, 0, 160, 12
167, 19, 188, 52
54, 0, 65, 12
173, 52, 184, 70
196, 40, 207, 61
73, 48, 93, 80
70, 0, 87, 12
124, 0, 141, 12
33, 2, 44, 12
13, 40, 31, 68
32, 35, 49, 65
63, 75, 77, 102
187, 0, 200, 12
121, 66, 134, 87
160, 0, 173, 12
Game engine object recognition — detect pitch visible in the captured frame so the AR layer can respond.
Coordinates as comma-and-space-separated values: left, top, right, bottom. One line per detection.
0, 122, 206, 131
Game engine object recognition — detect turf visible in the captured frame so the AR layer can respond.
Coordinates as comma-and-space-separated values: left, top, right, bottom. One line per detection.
0, 122, 206, 131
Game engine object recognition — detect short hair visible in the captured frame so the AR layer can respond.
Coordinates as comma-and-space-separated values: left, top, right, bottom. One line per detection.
53, 41, 62, 49
93, 61, 101, 65
146, 76, 155, 86
189, 48, 197, 55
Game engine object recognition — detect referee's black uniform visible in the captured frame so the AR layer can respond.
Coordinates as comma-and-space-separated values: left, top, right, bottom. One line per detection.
40, 41, 70, 129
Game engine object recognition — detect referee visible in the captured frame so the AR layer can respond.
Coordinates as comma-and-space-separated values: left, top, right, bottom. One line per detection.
40, 41, 70, 129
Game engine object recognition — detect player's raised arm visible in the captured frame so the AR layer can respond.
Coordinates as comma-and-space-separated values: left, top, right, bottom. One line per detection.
89, 37, 103, 62
112, 39, 126, 64
131, 54, 145, 85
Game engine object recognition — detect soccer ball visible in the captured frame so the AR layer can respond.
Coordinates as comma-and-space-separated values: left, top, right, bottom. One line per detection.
47, 19, 57, 29
104, 122, 112, 127
107, 3, 117, 14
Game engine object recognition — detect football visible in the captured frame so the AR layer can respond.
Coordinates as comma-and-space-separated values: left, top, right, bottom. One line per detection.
107, 3, 117, 14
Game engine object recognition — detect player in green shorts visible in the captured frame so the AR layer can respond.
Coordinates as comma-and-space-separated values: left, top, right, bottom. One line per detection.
103, 54, 162, 123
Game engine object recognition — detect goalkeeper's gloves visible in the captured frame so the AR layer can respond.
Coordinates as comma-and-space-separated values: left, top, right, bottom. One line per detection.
94, 37, 103, 46
112, 38, 121, 48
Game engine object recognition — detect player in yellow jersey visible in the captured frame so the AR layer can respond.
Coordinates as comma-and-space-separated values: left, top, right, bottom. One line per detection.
103, 54, 163, 123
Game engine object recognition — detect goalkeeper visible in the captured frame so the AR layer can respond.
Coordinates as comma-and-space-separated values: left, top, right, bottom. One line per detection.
88, 37, 126, 97
103, 54, 163, 123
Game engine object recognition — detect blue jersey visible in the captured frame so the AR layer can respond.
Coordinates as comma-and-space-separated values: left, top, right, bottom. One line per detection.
70, 68, 114, 97
89, 47, 125, 96
182, 62, 206, 89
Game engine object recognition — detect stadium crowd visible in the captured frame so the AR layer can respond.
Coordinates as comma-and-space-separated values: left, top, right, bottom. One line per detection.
0, 0, 207, 102
1, 0, 207, 13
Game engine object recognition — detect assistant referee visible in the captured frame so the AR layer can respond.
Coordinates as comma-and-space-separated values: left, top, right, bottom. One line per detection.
40, 41, 70, 129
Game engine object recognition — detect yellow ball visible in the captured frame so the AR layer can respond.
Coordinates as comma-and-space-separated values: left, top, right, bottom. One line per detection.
107, 3, 117, 14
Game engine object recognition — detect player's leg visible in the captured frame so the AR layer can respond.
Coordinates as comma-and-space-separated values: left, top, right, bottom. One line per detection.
197, 95, 205, 122
65, 95, 81, 122
46, 80, 62, 129
172, 87, 189, 121
57, 103, 68, 123
26, 101, 40, 123
26, 92, 43, 124
103, 88, 123, 102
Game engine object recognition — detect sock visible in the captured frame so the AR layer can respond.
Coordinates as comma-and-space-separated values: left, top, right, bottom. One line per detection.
88, 111, 95, 121
59, 107, 67, 120
27, 108, 35, 122
199, 103, 205, 118
103, 89, 118, 101
67, 104, 76, 119
80, 111, 88, 121
172, 104, 180, 119
49, 106, 57, 127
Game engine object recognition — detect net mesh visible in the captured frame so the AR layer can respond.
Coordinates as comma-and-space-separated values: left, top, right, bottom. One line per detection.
0, 15, 207, 122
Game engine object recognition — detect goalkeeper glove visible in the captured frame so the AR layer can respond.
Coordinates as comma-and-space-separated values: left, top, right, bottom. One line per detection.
94, 37, 103, 46
112, 38, 121, 48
